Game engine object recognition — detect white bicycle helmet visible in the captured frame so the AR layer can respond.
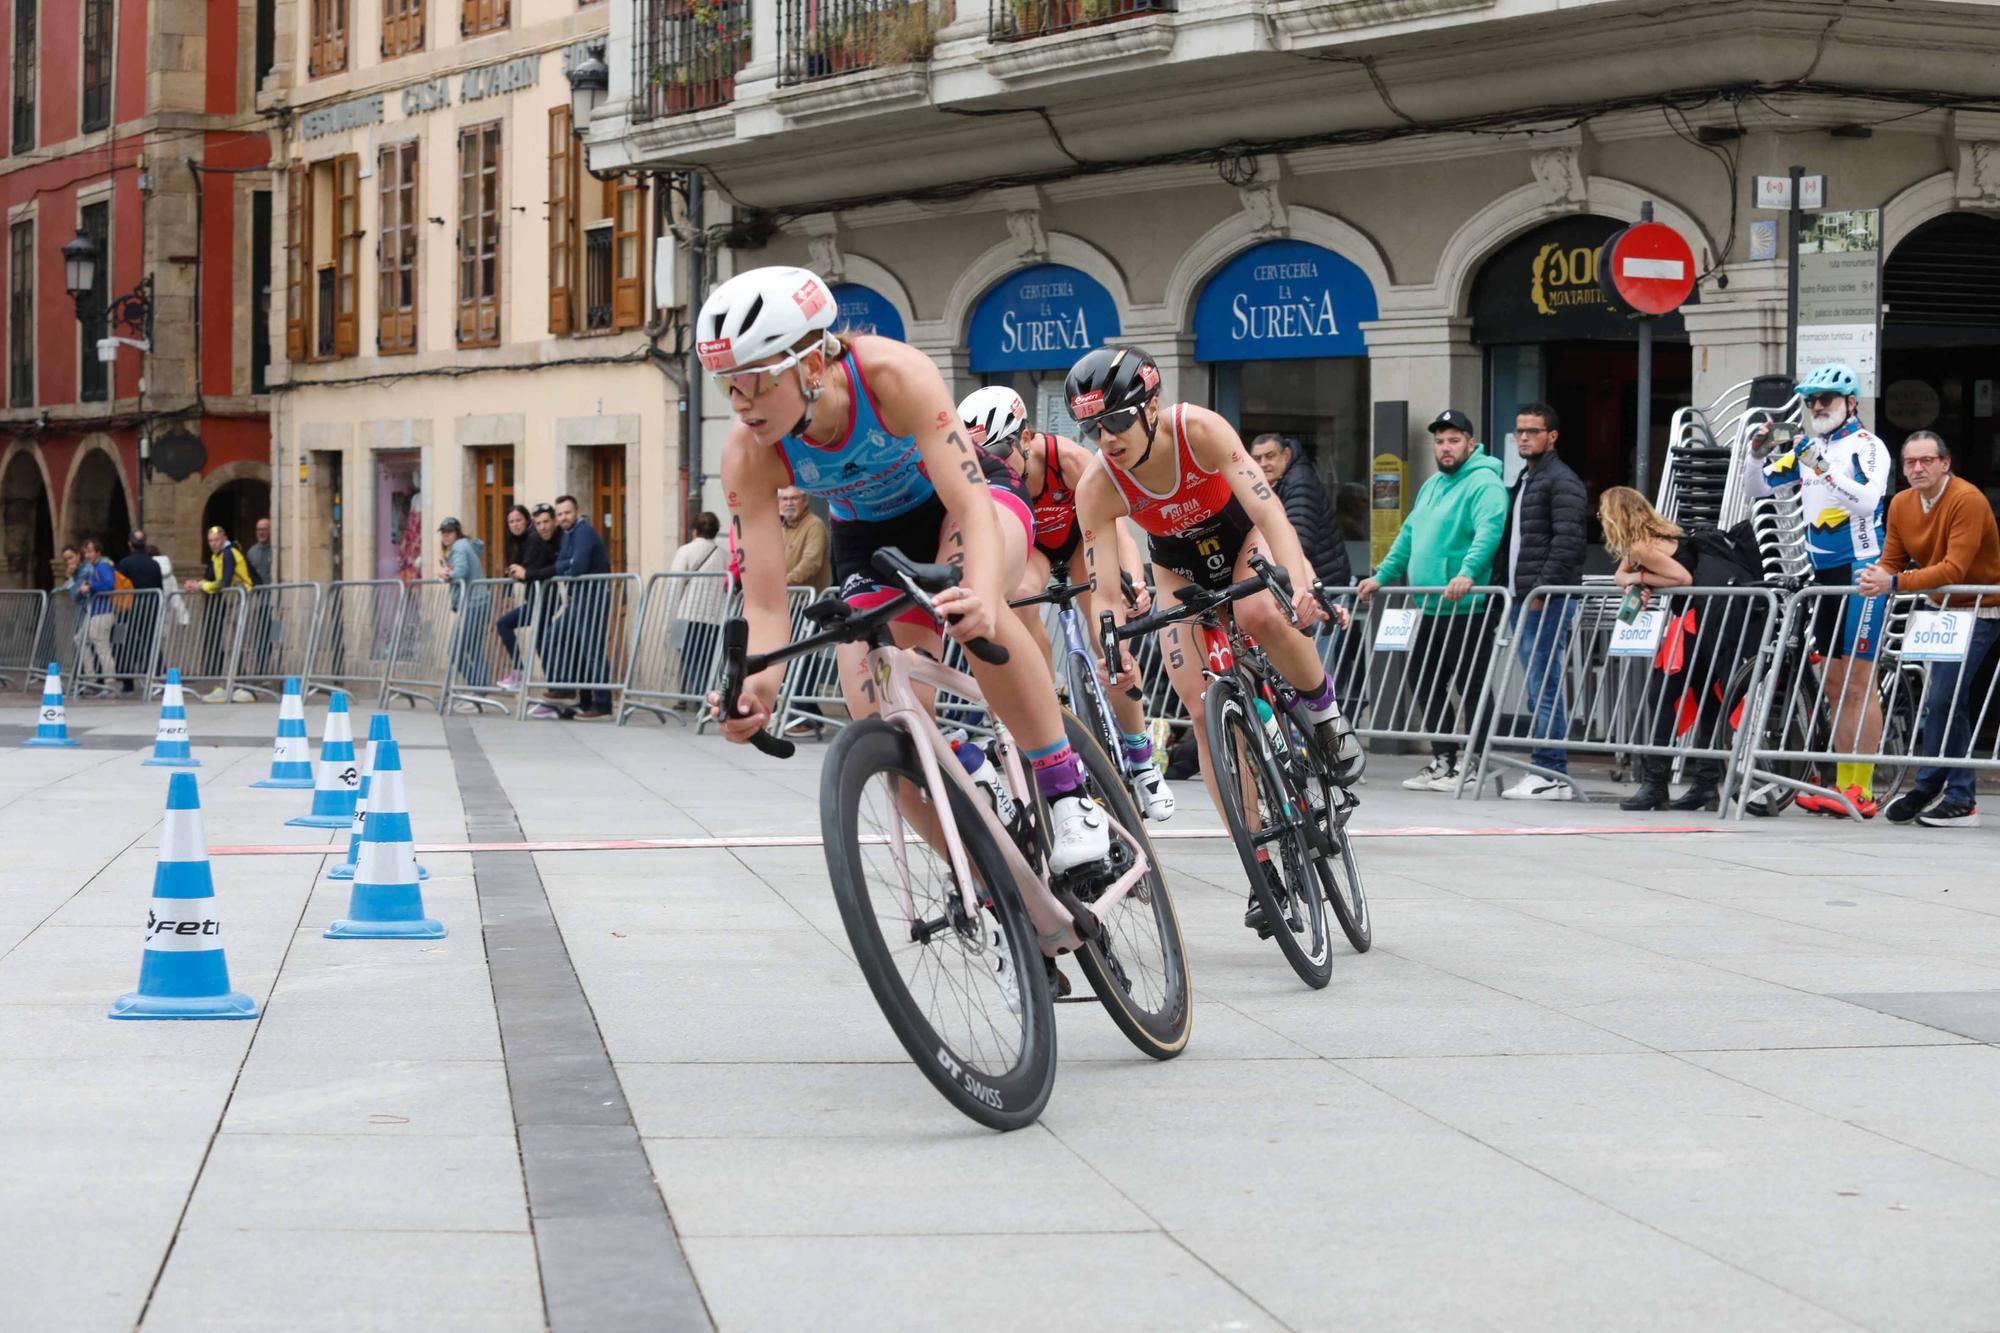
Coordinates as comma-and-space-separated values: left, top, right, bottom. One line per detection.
957, 386, 1028, 457
696, 265, 837, 374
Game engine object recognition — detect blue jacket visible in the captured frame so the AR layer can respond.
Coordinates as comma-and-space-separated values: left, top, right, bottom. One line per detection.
555, 520, 611, 579
85, 558, 116, 615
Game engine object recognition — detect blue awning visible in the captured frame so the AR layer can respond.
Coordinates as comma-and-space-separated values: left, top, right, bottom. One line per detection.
1194, 239, 1378, 361
830, 282, 905, 342
968, 264, 1121, 372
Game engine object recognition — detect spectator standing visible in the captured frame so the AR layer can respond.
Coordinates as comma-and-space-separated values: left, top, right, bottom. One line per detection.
496, 505, 556, 690
245, 518, 273, 586
533, 494, 613, 720
438, 518, 491, 700
145, 537, 189, 631
1859, 432, 2000, 828
668, 513, 729, 706
71, 541, 117, 692
114, 531, 165, 687
1250, 434, 1350, 589
183, 527, 255, 701
778, 489, 834, 738
242, 517, 276, 678
1356, 410, 1509, 791
1499, 403, 1590, 800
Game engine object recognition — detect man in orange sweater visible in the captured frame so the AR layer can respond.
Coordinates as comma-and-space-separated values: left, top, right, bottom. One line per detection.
1858, 432, 2000, 827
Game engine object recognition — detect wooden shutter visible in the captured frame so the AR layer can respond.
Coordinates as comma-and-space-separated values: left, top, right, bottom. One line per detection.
462, 0, 506, 35
286, 161, 307, 361
611, 176, 644, 331
547, 107, 573, 336
458, 124, 501, 346
333, 153, 360, 358
376, 143, 417, 353
382, 0, 424, 56
482, 126, 502, 344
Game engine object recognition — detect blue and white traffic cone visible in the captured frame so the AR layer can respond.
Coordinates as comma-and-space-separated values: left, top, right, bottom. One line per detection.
22, 663, 82, 748
286, 691, 360, 829
109, 772, 257, 1019
329, 713, 426, 882
141, 669, 200, 768
250, 678, 315, 788
327, 739, 444, 939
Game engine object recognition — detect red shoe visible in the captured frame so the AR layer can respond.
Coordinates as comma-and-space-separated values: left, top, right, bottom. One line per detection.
1796, 789, 1848, 818
1844, 785, 1879, 819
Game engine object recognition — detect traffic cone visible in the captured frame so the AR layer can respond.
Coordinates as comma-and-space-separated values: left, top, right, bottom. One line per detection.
109, 772, 257, 1019
141, 669, 200, 768
327, 739, 444, 939
250, 678, 315, 788
329, 713, 427, 882
285, 691, 360, 828
21, 663, 82, 748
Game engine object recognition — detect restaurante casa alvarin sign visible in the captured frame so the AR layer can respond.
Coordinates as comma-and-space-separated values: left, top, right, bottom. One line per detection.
300, 53, 544, 140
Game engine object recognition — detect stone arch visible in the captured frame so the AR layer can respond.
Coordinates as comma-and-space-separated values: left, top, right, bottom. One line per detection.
0, 443, 57, 589
58, 435, 134, 549
1882, 172, 2000, 254
1431, 177, 1716, 318
1163, 206, 1393, 333
835, 253, 916, 335
190, 458, 275, 544
939, 231, 1134, 346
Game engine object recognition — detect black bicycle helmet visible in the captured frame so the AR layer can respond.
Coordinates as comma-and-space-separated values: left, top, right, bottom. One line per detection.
1064, 346, 1161, 423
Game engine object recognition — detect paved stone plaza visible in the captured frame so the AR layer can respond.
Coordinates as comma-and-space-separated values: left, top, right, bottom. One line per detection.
3, 695, 1999, 1332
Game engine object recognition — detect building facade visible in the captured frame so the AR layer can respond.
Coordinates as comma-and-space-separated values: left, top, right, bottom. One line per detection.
0, 0, 277, 590
268, 0, 680, 586
587, 0, 2000, 567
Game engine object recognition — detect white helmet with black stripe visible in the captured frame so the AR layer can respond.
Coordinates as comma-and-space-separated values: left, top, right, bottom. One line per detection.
957, 385, 1028, 458
695, 265, 837, 375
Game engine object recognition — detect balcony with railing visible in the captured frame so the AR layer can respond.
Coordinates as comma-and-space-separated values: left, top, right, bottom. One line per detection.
988, 0, 1172, 42
635, 0, 753, 120
778, 0, 946, 86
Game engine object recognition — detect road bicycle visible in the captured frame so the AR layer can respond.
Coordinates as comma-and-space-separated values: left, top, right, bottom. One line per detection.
718, 548, 1191, 1130
1105, 556, 1369, 990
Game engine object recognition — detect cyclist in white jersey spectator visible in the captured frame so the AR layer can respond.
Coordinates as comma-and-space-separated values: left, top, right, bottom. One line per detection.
1743, 362, 1891, 817
701, 266, 1113, 874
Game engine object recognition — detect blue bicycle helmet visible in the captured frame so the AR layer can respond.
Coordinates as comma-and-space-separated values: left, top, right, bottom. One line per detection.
1795, 362, 1859, 399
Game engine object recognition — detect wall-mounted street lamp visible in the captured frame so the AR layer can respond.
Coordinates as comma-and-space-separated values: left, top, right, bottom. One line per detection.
567, 51, 609, 134
62, 227, 154, 359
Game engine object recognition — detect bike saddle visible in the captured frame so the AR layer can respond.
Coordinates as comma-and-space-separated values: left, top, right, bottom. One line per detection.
872, 547, 961, 593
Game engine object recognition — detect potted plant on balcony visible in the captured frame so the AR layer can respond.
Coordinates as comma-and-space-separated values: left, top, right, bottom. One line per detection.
878, 0, 947, 65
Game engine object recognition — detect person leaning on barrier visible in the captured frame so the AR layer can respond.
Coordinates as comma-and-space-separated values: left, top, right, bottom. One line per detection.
1355, 409, 1508, 792
1601, 487, 1764, 813
76, 538, 118, 694
184, 527, 256, 702
1499, 403, 1590, 801
246, 518, 273, 587
778, 489, 834, 738
438, 517, 491, 702
667, 512, 729, 706
495, 504, 557, 692
535, 494, 613, 720
1857, 432, 2000, 828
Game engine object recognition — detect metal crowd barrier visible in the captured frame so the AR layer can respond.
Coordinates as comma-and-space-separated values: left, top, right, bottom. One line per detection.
156, 587, 247, 700
519, 573, 639, 717
225, 583, 323, 701
1472, 584, 1781, 807
0, 589, 48, 688
381, 581, 459, 711
619, 571, 734, 725
305, 579, 409, 705
1731, 584, 2000, 819
39, 586, 167, 698
445, 578, 541, 716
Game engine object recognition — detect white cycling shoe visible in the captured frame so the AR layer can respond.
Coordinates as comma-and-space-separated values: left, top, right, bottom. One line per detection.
1130, 766, 1176, 821
1048, 794, 1111, 875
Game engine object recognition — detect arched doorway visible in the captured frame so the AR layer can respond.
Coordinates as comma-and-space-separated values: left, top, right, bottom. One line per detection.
2, 451, 55, 590
1470, 215, 1692, 506
67, 449, 131, 554
201, 478, 271, 548
1881, 213, 2000, 497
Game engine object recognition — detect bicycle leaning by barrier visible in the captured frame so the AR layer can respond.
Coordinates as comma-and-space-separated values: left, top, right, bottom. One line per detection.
718, 548, 1192, 1130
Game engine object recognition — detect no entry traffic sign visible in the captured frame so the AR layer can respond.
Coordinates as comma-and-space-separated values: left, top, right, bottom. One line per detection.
1598, 221, 1698, 317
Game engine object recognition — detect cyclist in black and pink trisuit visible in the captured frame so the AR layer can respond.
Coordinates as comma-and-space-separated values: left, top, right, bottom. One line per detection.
700, 265, 1112, 874
1067, 346, 1362, 928
958, 387, 1174, 822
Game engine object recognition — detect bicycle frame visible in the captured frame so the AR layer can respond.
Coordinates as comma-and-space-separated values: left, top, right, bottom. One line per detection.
1053, 598, 1130, 769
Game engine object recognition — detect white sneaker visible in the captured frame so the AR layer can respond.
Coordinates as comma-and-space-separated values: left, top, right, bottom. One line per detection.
1502, 774, 1575, 801
199, 687, 227, 704
528, 703, 561, 720
496, 670, 522, 691
230, 688, 255, 703
987, 923, 1021, 1015
1423, 763, 1465, 793
1130, 767, 1176, 821
1401, 757, 1449, 790
1048, 794, 1111, 874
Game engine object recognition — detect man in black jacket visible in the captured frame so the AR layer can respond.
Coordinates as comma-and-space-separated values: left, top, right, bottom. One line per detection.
1251, 434, 1351, 591
1501, 403, 1590, 799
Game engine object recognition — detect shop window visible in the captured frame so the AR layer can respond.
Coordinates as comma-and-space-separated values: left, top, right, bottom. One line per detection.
462, 0, 507, 35
8, 219, 32, 408
10, 1, 34, 155
457, 122, 502, 346
548, 107, 645, 338
284, 155, 361, 362
309, 0, 348, 76
81, 0, 113, 132
1213, 359, 1372, 541
383, 0, 425, 55
78, 202, 108, 402
377, 141, 420, 353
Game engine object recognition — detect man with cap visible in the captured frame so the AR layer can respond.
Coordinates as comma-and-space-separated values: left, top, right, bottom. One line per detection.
1356, 409, 1509, 791
183, 526, 256, 701
438, 517, 491, 699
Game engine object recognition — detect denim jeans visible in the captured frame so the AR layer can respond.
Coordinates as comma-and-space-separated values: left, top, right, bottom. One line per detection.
1514, 602, 1575, 775
1915, 615, 2000, 806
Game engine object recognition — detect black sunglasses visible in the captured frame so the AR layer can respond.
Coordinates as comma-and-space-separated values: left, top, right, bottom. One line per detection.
1082, 407, 1142, 439
1807, 392, 1844, 408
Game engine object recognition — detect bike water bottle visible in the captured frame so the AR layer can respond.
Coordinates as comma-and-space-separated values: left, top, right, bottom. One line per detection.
1253, 697, 1289, 758
951, 738, 1019, 827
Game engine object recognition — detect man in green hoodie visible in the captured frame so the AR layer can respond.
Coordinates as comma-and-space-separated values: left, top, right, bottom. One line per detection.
1357, 409, 1508, 791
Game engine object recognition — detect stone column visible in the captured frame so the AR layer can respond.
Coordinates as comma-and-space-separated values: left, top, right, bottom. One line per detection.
1358, 312, 1480, 488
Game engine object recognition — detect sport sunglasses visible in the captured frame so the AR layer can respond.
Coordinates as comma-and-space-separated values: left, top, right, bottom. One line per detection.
712, 346, 812, 399
1080, 407, 1142, 439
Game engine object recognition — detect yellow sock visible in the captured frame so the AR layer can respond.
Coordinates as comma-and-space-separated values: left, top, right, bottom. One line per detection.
1835, 762, 1856, 791
1852, 763, 1874, 800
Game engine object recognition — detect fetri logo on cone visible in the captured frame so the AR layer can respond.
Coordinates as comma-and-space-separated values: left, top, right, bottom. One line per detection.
22, 663, 82, 748
286, 690, 361, 828
327, 739, 444, 939
250, 678, 315, 788
110, 771, 257, 1019
142, 669, 200, 768
329, 713, 427, 882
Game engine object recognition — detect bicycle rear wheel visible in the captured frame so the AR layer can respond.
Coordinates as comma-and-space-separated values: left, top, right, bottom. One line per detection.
1059, 708, 1192, 1059
1204, 677, 1334, 989
823, 718, 1057, 1130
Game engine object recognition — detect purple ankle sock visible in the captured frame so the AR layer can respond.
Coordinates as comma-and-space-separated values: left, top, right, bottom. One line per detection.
1026, 740, 1087, 801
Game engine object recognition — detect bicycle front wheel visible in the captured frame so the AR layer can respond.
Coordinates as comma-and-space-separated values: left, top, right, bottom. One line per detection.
1204, 678, 1334, 989
823, 718, 1057, 1130
1278, 711, 1371, 954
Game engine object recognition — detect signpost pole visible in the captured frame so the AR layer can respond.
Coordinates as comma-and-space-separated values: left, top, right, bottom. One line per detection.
1785, 164, 1803, 383
1634, 201, 1654, 491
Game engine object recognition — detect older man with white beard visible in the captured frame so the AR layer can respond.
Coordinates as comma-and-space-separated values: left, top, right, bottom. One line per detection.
1744, 362, 1891, 817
